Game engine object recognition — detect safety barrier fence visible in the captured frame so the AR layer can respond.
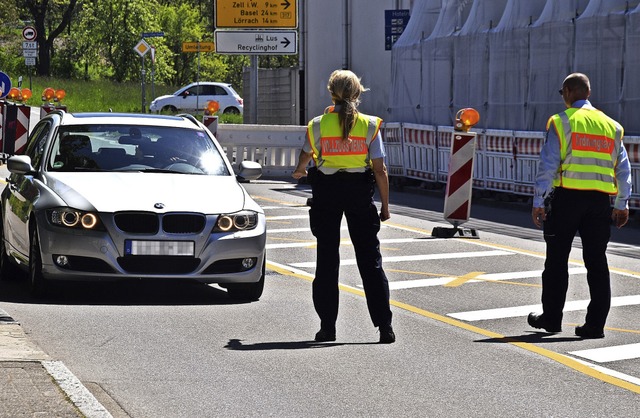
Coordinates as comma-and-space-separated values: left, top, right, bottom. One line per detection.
381, 123, 640, 210
3, 104, 639, 210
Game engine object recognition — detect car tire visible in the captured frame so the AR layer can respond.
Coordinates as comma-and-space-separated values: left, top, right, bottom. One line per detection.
161, 105, 178, 113
29, 225, 48, 297
0, 219, 20, 281
226, 259, 265, 301
223, 107, 240, 115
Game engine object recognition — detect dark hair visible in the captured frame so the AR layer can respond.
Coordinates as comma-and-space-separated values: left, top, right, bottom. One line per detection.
563, 73, 590, 99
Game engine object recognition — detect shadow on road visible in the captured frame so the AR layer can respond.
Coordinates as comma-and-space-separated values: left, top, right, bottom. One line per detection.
223, 338, 378, 350
0, 275, 244, 306
475, 332, 582, 344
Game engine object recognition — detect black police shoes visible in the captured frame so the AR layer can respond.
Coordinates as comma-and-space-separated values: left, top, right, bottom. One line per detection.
527, 312, 562, 333
379, 325, 396, 344
575, 324, 605, 339
314, 328, 336, 342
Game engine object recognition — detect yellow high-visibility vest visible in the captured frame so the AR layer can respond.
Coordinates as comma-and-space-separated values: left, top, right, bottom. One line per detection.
547, 106, 622, 194
307, 109, 382, 174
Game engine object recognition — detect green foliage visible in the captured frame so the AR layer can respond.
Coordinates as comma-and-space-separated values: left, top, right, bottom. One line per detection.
15, 76, 242, 124
0, 0, 295, 94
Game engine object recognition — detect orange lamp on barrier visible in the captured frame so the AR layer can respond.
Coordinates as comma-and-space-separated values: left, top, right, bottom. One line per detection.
8, 87, 22, 101
455, 108, 480, 132
21, 88, 33, 101
42, 87, 55, 101
55, 89, 66, 102
205, 100, 220, 115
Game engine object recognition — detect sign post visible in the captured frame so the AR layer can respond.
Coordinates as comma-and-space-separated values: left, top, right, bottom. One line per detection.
141, 33, 163, 108
133, 39, 151, 113
214, 0, 299, 123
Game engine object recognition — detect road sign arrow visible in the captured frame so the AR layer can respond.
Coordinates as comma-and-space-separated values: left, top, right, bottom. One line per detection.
281, 0, 291, 10
281, 37, 291, 48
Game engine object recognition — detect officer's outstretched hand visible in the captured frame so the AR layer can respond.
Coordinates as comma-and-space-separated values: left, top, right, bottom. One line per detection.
612, 208, 629, 228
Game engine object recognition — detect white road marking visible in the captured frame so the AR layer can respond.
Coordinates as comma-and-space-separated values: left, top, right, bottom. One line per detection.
267, 237, 433, 250
387, 267, 588, 289
267, 215, 309, 220
448, 295, 640, 321
42, 360, 112, 418
290, 250, 513, 268
569, 343, 640, 363
569, 356, 640, 386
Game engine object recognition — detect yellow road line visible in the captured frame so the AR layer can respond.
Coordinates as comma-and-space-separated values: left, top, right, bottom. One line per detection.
267, 261, 640, 395
444, 271, 484, 287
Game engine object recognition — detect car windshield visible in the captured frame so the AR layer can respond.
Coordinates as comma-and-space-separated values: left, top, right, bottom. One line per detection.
48, 125, 230, 175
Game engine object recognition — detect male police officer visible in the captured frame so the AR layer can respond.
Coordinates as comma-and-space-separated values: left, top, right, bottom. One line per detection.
528, 73, 632, 339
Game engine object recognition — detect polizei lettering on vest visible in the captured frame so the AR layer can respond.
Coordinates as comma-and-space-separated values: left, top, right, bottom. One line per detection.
571, 132, 614, 154
321, 138, 367, 155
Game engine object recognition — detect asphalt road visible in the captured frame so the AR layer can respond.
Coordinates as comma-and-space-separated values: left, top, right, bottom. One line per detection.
1, 178, 639, 417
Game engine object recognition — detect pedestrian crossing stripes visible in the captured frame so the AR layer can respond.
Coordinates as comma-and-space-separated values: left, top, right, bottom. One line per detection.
569, 343, 640, 363
290, 250, 514, 268
387, 267, 588, 289
448, 295, 640, 321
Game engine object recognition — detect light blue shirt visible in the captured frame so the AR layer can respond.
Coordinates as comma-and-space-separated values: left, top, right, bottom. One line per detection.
534, 100, 632, 210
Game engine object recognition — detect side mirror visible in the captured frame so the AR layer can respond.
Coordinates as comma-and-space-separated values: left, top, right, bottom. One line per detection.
237, 160, 262, 181
7, 155, 35, 175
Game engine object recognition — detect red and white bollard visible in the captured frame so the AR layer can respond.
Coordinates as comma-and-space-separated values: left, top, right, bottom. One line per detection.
432, 108, 480, 238
203, 100, 220, 138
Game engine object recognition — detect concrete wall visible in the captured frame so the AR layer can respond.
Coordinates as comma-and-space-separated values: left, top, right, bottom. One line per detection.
302, 0, 414, 123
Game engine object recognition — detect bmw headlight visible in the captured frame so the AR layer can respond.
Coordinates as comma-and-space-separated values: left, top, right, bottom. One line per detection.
47, 208, 105, 230
213, 210, 258, 232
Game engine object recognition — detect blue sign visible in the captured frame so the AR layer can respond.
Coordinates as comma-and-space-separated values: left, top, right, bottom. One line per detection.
385, 9, 410, 51
142, 32, 164, 38
0, 71, 11, 99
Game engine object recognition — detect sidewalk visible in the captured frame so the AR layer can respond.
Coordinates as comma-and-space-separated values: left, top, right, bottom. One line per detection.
0, 309, 111, 417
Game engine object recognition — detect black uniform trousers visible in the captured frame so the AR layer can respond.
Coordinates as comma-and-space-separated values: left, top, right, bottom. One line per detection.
308, 170, 392, 330
541, 187, 612, 330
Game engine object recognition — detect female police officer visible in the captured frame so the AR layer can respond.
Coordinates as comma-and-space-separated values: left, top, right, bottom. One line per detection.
292, 69, 394, 344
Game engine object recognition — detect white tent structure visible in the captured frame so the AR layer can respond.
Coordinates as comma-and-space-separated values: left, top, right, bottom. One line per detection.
452, 0, 508, 128
527, 0, 591, 131
485, 0, 547, 129
574, 0, 640, 119
622, 2, 640, 133
389, 0, 442, 122
417, 0, 473, 125
390, 0, 640, 134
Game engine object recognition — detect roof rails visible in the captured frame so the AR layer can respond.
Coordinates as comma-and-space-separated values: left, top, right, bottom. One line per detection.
178, 113, 201, 127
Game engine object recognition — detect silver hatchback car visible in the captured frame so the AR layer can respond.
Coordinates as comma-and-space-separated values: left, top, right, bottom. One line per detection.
0, 111, 265, 300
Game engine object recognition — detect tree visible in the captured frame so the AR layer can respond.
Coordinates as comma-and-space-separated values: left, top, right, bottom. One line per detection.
22, 0, 78, 76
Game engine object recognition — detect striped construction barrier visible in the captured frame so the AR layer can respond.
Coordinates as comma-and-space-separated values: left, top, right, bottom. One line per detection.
0, 102, 31, 157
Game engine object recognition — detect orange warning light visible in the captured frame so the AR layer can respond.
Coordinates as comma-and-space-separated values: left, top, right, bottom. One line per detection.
55, 89, 66, 102
42, 87, 55, 101
205, 100, 220, 115
455, 108, 480, 132
21, 88, 33, 101
8, 87, 21, 101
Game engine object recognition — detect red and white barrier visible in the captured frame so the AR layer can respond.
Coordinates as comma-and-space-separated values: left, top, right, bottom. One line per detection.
0, 102, 31, 156
203, 115, 218, 138
443, 131, 477, 225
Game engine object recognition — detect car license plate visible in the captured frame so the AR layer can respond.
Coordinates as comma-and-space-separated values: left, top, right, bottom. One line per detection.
124, 240, 195, 256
